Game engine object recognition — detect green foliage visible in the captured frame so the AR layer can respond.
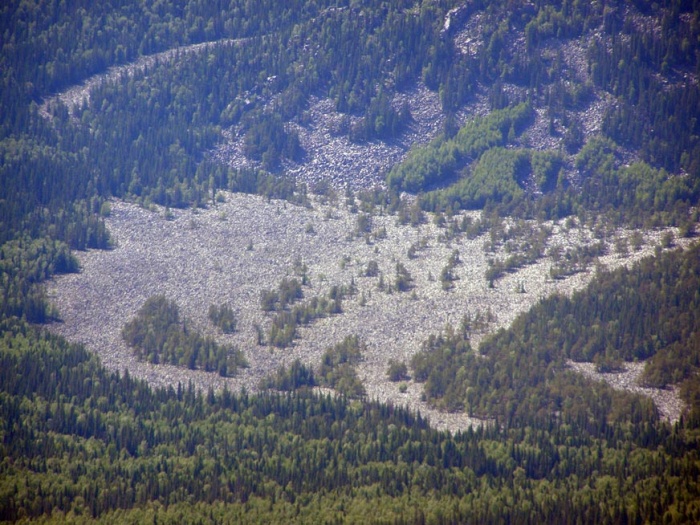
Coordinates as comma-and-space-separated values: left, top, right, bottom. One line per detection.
354, 213, 372, 238
225, 166, 306, 204
3, 1, 700, 520
1, 0, 457, 254
594, 351, 624, 373
0, 1, 322, 230
387, 103, 533, 194
386, 359, 409, 382
318, 335, 366, 398
424, 147, 529, 212
0, 237, 79, 322
577, 159, 699, 228
411, 325, 474, 412
480, 218, 551, 284
267, 311, 299, 348
260, 277, 303, 312
419, 146, 568, 215
0, 138, 112, 249
2, 317, 700, 523
416, 243, 700, 420
2, 0, 699, 360
588, 5, 700, 174
122, 295, 247, 376
394, 262, 414, 292
549, 241, 607, 280
575, 136, 617, 178
267, 284, 352, 348
349, 93, 412, 143
243, 113, 302, 170
530, 150, 562, 192
208, 303, 237, 333
440, 249, 461, 290
422, 137, 697, 228
260, 358, 316, 391
365, 259, 380, 277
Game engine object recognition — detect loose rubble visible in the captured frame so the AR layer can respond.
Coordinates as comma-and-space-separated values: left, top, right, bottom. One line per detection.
47, 196, 692, 432
39, 14, 695, 432
566, 360, 683, 423
213, 85, 449, 191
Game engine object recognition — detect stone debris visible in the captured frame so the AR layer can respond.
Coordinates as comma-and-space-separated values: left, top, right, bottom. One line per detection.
567, 360, 683, 423
213, 85, 448, 191
47, 195, 691, 432
38, 20, 695, 431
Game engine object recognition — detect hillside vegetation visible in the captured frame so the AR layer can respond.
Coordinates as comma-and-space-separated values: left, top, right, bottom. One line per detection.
411, 244, 700, 422
2, 320, 700, 523
2, 0, 700, 522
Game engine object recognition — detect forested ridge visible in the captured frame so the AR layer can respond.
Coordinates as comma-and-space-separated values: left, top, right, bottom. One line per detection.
2, 0, 700, 522
411, 244, 700, 422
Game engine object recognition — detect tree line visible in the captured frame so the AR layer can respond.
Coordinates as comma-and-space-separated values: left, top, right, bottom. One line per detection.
411, 243, 700, 426
1, 317, 699, 523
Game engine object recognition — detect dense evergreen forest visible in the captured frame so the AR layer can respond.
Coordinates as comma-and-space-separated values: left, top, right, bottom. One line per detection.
2, 0, 700, 522
121, 295, 247, 376
1, 319, 700, 523
411, 244, 700, 421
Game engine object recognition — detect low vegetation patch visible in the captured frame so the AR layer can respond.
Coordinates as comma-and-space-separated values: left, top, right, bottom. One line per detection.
318, 335, 366, 398
122, 295, 247, 376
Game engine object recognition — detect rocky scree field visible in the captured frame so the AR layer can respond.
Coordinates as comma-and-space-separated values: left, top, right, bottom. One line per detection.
47, 194, 692, 432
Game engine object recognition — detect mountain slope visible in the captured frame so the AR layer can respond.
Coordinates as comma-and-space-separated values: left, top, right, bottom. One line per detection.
2, 1, 700, 521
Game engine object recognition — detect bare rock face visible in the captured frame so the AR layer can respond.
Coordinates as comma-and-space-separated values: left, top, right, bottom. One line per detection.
47, 195, 689, 432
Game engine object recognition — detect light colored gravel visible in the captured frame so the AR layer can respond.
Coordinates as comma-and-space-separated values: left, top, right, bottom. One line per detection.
566, 361, 683, 423
212, 84, 449, 191
39, 10, 694, 431
46, 194, 692, 432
